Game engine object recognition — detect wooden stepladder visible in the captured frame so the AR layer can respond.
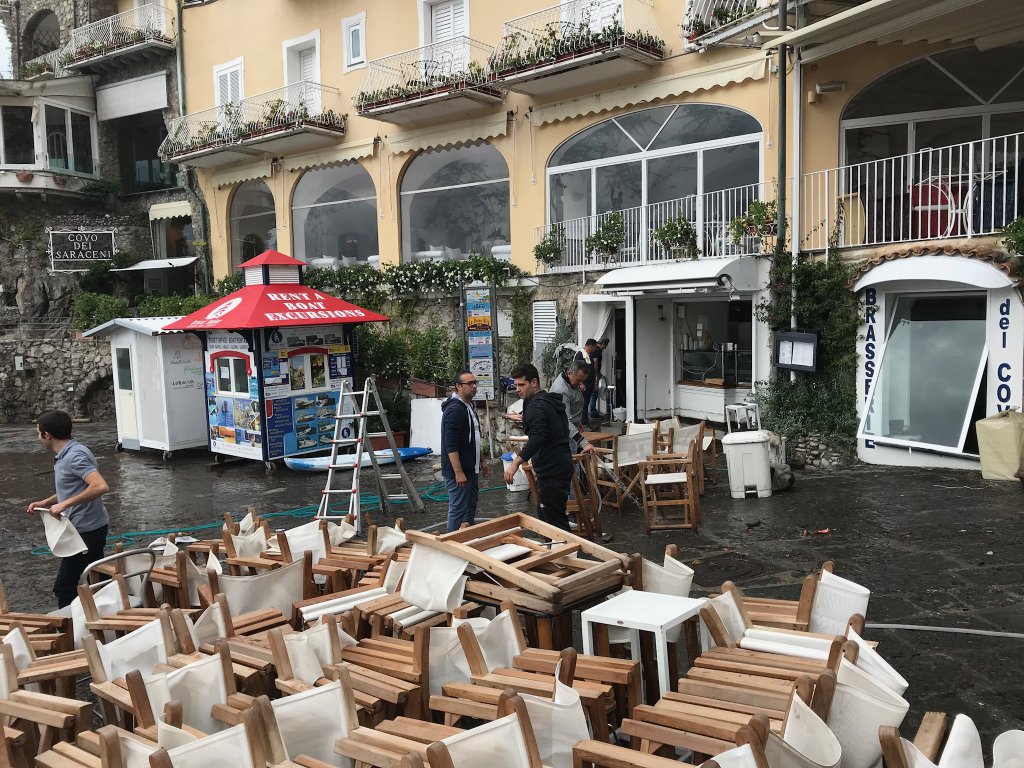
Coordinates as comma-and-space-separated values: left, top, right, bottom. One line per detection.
315, 376, 423, 532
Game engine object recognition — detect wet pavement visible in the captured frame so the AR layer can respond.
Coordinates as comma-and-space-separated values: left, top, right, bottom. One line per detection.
1, 419, 1022, 747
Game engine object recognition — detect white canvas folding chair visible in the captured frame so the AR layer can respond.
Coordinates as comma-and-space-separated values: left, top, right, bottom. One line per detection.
593, 431, 655, 513
520, 661, 590, 768
827, 658, 909, 768
374, 525, 408, 555
70, 578, 124, 648
254, 677, 359, 767
126, 649, 232, 738
608, 547, 694, 645
426, 695, 545, 768
808, 570, 870, 637
147, 710, 263, 768
763, 693, 842, 768
3, 622, 88, 697
399, 544, 468, 614
880, 712, 983, 768
268, 619, 357, 692
426, 610, 521, 698
85, 613, 175, 726
208, 555, 311, 618
993, 729, 1024, 768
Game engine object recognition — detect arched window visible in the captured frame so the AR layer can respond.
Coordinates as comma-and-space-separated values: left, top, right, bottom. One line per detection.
547, 104, 761, 259
229, 179, 276, 269
25, 10, 61, 59
842, 44, 1024, 166
291, 162, 378, 265
400, 142, 510, 262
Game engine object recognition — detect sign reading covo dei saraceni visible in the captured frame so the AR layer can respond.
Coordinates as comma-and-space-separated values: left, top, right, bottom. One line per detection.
48, 230, 116, 271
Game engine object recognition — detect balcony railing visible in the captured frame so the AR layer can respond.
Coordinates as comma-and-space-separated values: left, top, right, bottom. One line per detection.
20, 49, 63, 79
353, 37, 501, 115
159, 81, 346, 162
537, 181, 784, 272
684, 0, 765, 42
492, 0, 666, 85
60, 3, 175, 69
801, 131, 1024, 254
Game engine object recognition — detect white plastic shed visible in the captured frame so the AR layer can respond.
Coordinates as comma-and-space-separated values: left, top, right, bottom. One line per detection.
83, 316, 207, 457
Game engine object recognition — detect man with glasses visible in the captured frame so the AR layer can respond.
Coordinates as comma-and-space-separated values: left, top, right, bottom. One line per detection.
441, 370, 489, 532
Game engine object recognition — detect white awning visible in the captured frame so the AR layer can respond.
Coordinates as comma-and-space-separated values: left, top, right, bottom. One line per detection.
148, 201, 192, 221
212, 159, 273, 189
530, 54, 767, 126
765, 0, 1022, 61
388, 113, 509, 155
110, 257, 198, 273
284, 137, 376, 172
83, 316, 186, 337
853, 255, 1014, 292
596, 257, 760, 295
96, 73, 168, 121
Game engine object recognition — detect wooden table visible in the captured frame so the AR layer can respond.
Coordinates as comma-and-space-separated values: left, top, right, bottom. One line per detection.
581, 431, 616, 447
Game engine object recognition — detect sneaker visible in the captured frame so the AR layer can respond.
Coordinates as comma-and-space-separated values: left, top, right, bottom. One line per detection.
590, 411, 601, 419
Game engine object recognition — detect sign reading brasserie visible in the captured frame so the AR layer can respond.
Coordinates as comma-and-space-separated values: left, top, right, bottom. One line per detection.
49, 230, 116, 271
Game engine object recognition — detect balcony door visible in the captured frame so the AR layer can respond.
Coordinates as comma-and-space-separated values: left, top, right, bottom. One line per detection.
284, 33, 321, 114
426, 0, 468, 74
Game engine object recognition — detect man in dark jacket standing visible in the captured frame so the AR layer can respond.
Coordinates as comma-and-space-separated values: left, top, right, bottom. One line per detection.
504, 363, 574, 531
441, 371, 489, 532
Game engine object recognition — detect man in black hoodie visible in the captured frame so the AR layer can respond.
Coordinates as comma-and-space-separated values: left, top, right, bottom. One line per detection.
441, 371, 489, 531
504, 363, 574, 531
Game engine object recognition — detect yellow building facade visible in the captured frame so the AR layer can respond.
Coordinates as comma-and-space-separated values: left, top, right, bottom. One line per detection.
165, 0, 1024, 469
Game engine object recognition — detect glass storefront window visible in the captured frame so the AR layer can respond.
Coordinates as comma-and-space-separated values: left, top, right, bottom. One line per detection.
291, 162, 378, 263
859, 294, 987, 452
45, 105, 96, 174
230, 179, 277, 269
1, 107, 34, 165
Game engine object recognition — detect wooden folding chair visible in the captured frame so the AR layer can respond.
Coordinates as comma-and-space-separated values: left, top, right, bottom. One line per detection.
573, 739, 712, 768
77, 575, 171, 642
125, 641, 253, 741
146, 706, 267, 768
593, 431, 654, 513
3, 623, 88, 698
639, 449, 700, 532
568, 453, 602, 539
267, 618, 421, 724
0, 580, 72, 655
34, 725, 159, 768
150, 549, 216, 609
84, 609, 177, 727
425, 693, 545, 768
716, 563, 834, 632
206, 552, 315, 623
0, 642, 92, 764
879, 712, 981, 768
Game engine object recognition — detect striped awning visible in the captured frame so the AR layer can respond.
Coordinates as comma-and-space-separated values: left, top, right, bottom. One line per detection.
148, 200, 192, 221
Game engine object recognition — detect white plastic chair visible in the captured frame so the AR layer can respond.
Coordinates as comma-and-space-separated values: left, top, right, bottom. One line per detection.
809, 570, 870, 636
827, 658, 909, 768
993, 729, 1024, 768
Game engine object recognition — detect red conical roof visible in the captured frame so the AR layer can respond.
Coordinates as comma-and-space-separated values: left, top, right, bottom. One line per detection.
237, 250, 306, 268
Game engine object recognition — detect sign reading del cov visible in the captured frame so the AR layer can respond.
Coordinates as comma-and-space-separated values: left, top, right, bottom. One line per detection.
49, 230, 116, 271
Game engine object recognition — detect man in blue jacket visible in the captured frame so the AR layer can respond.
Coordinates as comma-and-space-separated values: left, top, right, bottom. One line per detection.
441, 371, 489, 531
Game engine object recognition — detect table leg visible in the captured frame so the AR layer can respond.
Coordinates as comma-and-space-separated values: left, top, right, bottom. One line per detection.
582, 617, 594, 656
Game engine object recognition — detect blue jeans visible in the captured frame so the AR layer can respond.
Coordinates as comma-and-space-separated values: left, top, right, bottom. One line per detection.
445, 472, 479, 532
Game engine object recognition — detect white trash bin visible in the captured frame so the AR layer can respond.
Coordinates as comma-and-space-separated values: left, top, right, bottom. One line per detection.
721, 430, 772, 499
501, 451, 530, 492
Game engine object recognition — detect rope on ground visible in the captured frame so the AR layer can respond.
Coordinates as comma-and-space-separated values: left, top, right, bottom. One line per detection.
866, 622, 1024, 640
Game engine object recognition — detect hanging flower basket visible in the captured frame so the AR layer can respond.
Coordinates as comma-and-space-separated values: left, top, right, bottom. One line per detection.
15, 171, 33, 183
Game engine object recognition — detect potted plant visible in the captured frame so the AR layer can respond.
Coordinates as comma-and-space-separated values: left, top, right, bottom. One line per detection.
533, 224, 565, 266
684, 18, 711, 41
652, 215, 701, 259
729, 199, 779, 245
408, 326, 453, 397
368, 389, 411, 449
585, 211, 626, 262
15, 170, 33, 183
51, 172, 73, 187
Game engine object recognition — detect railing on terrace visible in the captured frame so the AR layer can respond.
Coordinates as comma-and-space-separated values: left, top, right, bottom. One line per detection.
20, 49, 63, 79
538, 180, 786, 272
353, 37, 499, 111
159, 81, 345, 160
61, 3, 175, 68
801, 131, 1024, 253
492, 0, 666, 78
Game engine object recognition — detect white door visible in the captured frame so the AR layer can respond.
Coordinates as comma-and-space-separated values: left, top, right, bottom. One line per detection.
215, 64, 243, 134
296, 47, 320, 112
114, 344, 140, 447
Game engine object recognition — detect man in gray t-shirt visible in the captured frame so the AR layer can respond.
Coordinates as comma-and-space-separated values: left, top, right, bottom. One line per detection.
27, 410, 110, 607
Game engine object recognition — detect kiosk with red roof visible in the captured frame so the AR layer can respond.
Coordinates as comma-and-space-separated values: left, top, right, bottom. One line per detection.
164, 251, 388, 467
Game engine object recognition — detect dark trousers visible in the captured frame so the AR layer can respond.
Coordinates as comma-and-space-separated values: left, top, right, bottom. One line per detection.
536, 474, 571, 531
581, 383, 595, 426
53, 524, 108, 608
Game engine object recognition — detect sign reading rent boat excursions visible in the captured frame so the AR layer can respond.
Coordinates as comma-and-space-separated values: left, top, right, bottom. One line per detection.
49, 230, 116, 271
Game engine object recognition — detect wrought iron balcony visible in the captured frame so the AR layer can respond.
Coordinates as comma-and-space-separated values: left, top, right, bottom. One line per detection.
493, 0, 666, 95
537, 180, 786, 273
20, 49, 63, 80
60, 3, 175, 71
801, 131, 1024, 254
353, 37, 502, 124
159, 82, 346, 168
683, 0, 867, 50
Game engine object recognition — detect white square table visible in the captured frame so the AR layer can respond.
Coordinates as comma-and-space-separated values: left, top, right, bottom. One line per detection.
581, 590, 707, 700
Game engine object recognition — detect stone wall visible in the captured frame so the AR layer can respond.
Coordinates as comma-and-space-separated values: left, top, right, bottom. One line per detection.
787, 431, 857, 469
9, 0, 118, 72
0, 335, 113, 423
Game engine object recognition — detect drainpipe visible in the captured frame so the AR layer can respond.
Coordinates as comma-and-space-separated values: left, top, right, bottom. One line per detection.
175, 0, 211, 294
776, 0, 788, 261
12, 1, 20, 78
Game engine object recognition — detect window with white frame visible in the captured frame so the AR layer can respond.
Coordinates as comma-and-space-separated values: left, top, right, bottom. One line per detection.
424, 0, 467, 44
284, 32, 319, 85
215, 355, 251, 395
214, 58, 243, 106
45, 104, 96, 175
0, 106, 35, 166
343, 13, 366, 72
